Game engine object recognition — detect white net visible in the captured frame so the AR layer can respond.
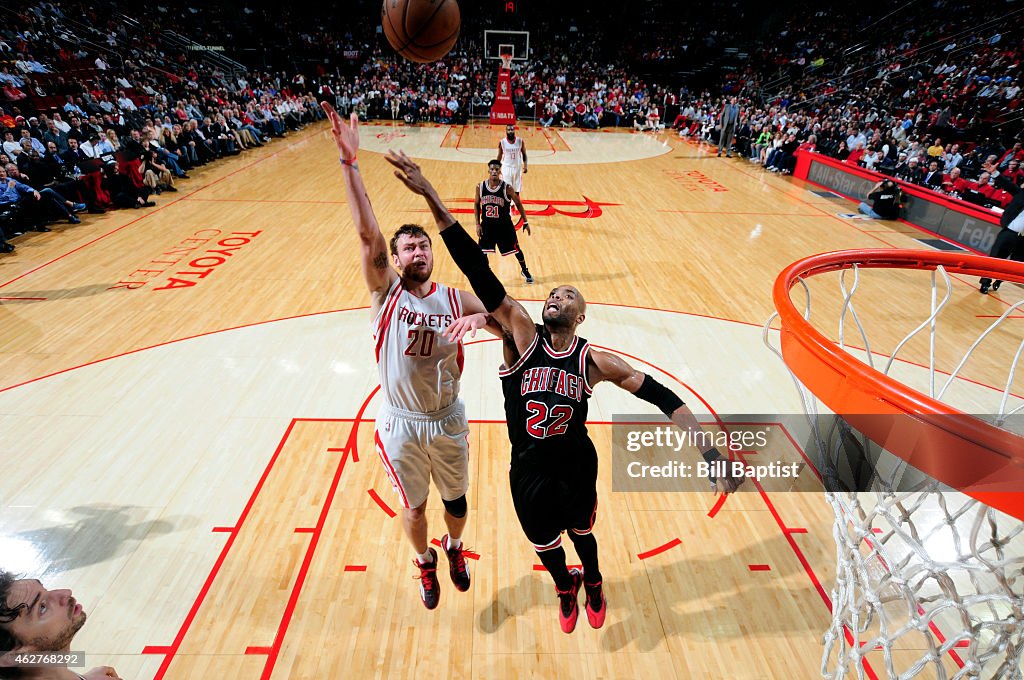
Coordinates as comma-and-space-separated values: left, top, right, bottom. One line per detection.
766, 261, 1024, 679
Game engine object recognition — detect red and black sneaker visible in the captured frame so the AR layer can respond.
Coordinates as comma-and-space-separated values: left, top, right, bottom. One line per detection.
557, 568, 584, 634
584, 580, 606, 629
440, 534, 471, 592
413, 547, 440, 610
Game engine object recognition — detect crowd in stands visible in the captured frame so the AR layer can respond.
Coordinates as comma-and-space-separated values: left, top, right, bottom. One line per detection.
705, 97, 1021, 196
705, 0, 1024, 207
309, 0, 1024, 214
675, 92, 1024, 209
0, 0, 326, 254
2, 0, 1021, 255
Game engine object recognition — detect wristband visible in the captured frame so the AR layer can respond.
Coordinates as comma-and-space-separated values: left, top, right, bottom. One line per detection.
702, 447, 723, 464
339, 155, 357, 167
634, 374, 684, 416
703, 446, 724, 483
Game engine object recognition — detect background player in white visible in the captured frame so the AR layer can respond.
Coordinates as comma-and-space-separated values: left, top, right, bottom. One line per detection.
497, 124, 527, 198
323, 102, 482, 610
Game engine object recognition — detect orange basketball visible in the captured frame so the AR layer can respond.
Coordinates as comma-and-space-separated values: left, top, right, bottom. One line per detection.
381, 0, 461, 64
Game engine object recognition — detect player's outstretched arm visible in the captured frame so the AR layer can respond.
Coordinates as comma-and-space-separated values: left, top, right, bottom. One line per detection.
322, 102, 396, 307
506, 184, 530, 235
386, 150, 537, 354
587, 348, 744, 494
384, 149, 456, 230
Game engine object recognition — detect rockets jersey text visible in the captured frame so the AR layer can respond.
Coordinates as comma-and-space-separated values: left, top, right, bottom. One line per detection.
373, 278, 464, 413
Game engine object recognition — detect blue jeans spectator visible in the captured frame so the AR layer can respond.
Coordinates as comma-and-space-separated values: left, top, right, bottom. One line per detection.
156, 149, 187, 177
858, 201, 882, 218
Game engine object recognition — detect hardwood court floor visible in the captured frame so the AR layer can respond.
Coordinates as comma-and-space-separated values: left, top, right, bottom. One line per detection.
0, 121, 1019, 679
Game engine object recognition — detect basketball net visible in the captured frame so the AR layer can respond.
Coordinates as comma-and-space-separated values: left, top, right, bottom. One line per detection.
500, 53, 514, 71
765, 255, 1024, 680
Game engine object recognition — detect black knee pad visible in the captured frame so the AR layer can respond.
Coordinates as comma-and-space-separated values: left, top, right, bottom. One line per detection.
442, 495, 468, 519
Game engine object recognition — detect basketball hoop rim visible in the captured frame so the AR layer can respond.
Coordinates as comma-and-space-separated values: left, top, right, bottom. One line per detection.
772, 249, 1024, 520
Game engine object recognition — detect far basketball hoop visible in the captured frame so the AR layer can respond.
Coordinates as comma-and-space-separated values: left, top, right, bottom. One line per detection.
485, 30, 527, 124
483, 29, 529, 63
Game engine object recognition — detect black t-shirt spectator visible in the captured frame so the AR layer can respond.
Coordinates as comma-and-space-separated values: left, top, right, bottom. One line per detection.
868, 188, 900, 219
67, 124, 87, 143
122, 137, 145, 161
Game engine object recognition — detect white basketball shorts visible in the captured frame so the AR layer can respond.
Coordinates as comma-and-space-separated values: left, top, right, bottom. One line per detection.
501, 164, 522, 193
374, 399, 470, 509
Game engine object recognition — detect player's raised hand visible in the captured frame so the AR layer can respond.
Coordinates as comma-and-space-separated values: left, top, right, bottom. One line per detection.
712, 465, 745, 495
444, 313, 489, 343
385, 149, 431, 196
321, 102, 358, 161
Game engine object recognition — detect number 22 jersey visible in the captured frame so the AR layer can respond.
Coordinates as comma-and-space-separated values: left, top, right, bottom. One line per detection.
499, 325, 595, 472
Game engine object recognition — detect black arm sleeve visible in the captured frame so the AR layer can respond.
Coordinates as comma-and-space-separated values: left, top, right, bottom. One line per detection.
634, 374, 685, 416
634, 375, 726, 480
439, 221, 507, 312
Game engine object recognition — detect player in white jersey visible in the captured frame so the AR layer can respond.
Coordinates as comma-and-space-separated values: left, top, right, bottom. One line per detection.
497, 124, 528, 195
323, 101, 488, 610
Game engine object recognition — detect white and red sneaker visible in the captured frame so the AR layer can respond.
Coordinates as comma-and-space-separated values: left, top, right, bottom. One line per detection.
440, 533, 471, 592
413, 547, 440, 610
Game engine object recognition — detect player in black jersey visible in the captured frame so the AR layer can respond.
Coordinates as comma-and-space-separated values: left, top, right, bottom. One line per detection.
475, 160, 534, 284
385, 149, 744, 634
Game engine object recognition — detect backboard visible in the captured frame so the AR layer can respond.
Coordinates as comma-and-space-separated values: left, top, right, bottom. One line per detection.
484, 30, 529, 63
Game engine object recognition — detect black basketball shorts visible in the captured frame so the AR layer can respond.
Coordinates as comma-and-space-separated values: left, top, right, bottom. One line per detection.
509, 465, 598, 552
479, 218, 519, 256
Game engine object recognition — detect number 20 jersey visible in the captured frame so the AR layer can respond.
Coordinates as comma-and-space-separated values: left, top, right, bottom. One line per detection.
499, 325, 595, 471
373, 278, 464, 413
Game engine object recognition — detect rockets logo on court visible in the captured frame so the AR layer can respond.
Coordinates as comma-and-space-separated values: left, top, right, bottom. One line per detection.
447, 196, 620, 227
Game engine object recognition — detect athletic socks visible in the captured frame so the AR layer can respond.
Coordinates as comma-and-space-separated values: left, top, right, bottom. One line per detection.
536, 546, 573, 592
416, 549, 434, 565
515, 250, 528, 273
567, 531, 602, 586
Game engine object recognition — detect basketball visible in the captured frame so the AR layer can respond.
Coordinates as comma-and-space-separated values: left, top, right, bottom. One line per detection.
381, 0, 461, 64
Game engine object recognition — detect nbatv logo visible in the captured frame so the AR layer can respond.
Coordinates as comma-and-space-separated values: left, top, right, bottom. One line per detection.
448, 196, 621, 228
